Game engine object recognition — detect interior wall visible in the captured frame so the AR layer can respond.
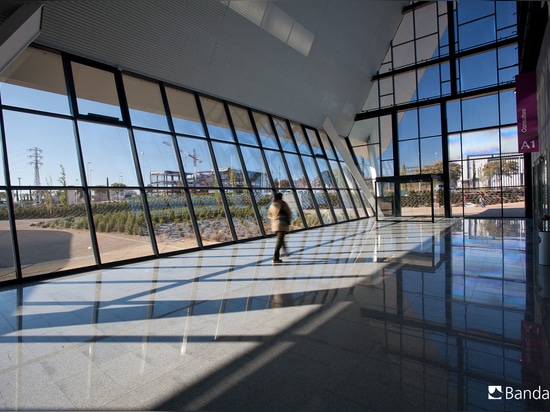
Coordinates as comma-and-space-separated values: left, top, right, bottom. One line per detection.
536, 8, 550, 218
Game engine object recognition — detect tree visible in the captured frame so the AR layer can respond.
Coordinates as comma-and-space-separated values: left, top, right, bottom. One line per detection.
480, 160, 518, 187
58, 164, 68, 206
502, 160, 519, 176
422, 161, 462, 185
111, 182, 126, 201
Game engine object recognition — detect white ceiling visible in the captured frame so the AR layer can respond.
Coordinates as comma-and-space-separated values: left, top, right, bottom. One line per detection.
0, 0, 407, 138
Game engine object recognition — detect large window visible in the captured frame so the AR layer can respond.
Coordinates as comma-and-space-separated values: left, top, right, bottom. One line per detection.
351, 1, 520, 219
0, 46, 365, 282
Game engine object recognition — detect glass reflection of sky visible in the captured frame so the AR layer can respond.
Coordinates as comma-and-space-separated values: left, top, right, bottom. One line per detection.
500, 126, 518, 154
462, 129, 500, 156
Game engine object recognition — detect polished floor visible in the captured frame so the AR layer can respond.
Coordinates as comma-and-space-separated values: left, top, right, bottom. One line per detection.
0, 217, 546, 411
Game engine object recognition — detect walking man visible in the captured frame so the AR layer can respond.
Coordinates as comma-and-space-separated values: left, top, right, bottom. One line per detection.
267, 192, 292, 264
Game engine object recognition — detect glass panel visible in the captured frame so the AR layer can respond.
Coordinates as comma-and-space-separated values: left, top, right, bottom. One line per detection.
382, 159, 394, 177
264, 149, 290, 189
398, 109, 418, 140
462, 94, 499, 130
499, 66, 518, 84
357, 118, 380, 145
299, 189, 321, 228
79, 122, 138, 187
340, 190, 357, 220
333, 140, 344, 162
0, 140, 4, 185
393, 12, 414, 45
459, 51, 497, 91
496, 2, 517, 32
284, 153, 307, 189
380, 115, 393, 161
417, 65, 441, 101
253, 189, 274, 233
415, 3, 438, 38
376, 181, 395, 217
380, 49, 392, 74
71, 62, 122, 120
211, 142, 244, 189
480, 158, 503, 189
253, 111, 278, 149
315, 191, 334, 224
380, 92, 394, 108
290, 122, 311, 155
416, 34, 439, 62
448, 133, 462, 161
284, 190, 303, 230
420, 137, 443, 173
447, 100, 462, 133
4, 111, 81, 187
240, 146, 268, 188
419, 105, 441, 137
328, 191, 345, 222
394, 70, 417, 104
228, 105, 257, 146
458, 17, 495, 50
393, 41, 415, 69
226, 190, 262, 240
448, 161, 462, 191
133, 131, 181, 188
0, 48, 69, 115
0, 190, 15, 281
365, 80, 381, 110
341, 163, 359, 190
123, 74, 169, 131
302, 156, 321, 189
190, 189, 232, 245
146, 189, 198, 253
91, 190, 153, 263
318, 130, 336, 159
351, 190, 367, 218
399, 140, 420, 175
330, 160, 347, 188
457, 2, 494, 24
305, 128, 323, 156
498, 45, 518, 69
379, 76, 393, 98
500, 126, 518, 154
200, 96, 234, 142
355, 145, 379, 180
273, 117, 296, 152
13, 189, 93, 278
502, 158, 524, 217
165, 87, 205, 137
439, 14, 449, 53
462, 129, 500, 157
176, 136, 212, 186
316, 157, 335, 188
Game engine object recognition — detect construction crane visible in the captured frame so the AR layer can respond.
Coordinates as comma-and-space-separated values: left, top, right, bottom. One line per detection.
162, 141, 202, 174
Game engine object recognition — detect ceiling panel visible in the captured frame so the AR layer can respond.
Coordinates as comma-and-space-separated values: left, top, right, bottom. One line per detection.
0, 0, 406, 137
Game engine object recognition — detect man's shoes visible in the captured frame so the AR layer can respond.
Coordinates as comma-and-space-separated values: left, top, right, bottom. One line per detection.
272, 259, 283, 264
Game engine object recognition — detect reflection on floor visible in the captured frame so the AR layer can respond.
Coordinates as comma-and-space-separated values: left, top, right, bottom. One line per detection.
0, 217, 546, 411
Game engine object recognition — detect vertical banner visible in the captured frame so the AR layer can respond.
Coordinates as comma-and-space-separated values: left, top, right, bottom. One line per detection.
515, 71, 539, 153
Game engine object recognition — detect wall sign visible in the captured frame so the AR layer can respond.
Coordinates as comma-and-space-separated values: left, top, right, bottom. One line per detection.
515, 71, 539, 153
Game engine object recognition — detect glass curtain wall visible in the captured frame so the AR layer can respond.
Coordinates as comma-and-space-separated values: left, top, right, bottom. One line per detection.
0, 47, 367, 282
350, 1, 521, 219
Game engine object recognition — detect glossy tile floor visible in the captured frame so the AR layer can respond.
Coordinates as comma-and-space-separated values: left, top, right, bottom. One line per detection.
0, 217, 547, 411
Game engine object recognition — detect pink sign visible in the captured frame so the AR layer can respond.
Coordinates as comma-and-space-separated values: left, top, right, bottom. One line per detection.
515, 71, 538, 153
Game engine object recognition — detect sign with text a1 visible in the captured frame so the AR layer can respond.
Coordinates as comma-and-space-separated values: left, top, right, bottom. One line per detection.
515, 71, 538, 153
